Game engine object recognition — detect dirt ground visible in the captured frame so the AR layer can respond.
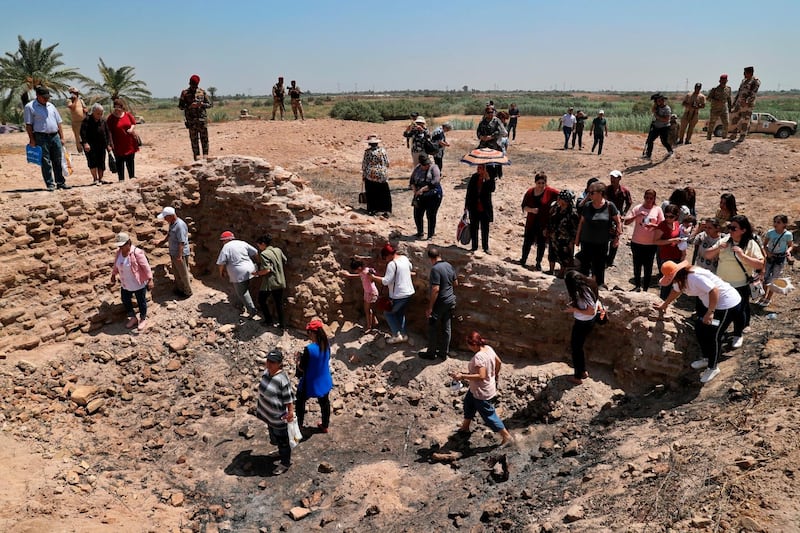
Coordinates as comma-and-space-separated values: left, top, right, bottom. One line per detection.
2, 118, 800, 532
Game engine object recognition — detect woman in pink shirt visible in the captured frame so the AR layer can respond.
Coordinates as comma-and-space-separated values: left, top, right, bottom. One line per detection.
110, 231, 153, 331
340, 258, 379, 333
624, 189, 664, 292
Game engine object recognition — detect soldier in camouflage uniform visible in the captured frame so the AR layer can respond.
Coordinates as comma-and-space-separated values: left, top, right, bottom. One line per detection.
730, 66, 761, 142
178, 75, 212, 161
272, 77, 285, 120
288, 80, 304, 121
706, 74, 732, 140
677, 83, 705, 144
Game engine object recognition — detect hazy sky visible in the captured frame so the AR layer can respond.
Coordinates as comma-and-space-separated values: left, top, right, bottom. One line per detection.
3, 0, 799, 98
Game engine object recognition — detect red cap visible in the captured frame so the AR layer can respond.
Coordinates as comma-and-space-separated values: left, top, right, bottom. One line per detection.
720, 73, 728, 79
380, 243, 396, 259
306, 319, 325, 331
220, 231, 234, 240
189, 74, 200, 84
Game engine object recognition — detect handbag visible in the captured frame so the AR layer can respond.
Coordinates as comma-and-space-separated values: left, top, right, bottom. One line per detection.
731, 244, 765, 299
457, 211, 471, 245
376, 295, 393, 312
358, 192, 367, 204
411, 195, 420, 208
108, 152, 117, 173
135, 133, 143, 147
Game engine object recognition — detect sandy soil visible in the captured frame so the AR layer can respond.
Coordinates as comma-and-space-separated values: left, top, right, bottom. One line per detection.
2, 118, 800, 532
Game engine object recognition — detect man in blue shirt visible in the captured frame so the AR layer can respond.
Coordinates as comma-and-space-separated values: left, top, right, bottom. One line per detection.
24, 86, 69, 191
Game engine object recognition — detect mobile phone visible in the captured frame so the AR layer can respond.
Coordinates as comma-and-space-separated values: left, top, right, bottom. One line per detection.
711, 319, 720, 326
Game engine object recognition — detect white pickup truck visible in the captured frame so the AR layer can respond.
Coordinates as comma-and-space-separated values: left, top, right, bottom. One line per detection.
707, 112, 797, 138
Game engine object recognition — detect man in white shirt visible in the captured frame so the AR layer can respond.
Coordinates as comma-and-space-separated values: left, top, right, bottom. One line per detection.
216, 231, 259, 319
558, 107, 577, 150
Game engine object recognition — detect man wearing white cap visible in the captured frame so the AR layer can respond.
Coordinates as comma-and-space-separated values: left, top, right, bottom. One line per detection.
156, 206, 192, 297
216, 231, 260, 319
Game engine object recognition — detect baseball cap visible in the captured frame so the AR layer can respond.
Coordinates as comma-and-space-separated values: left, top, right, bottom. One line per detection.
220, 231, 235, 241
609, 170, 623, 179
157, 206, 176, 219
266, 349, 283, 363
114, 232, 131, 247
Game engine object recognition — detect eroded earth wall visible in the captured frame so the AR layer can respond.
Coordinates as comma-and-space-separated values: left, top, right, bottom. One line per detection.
0, 156, 691, 390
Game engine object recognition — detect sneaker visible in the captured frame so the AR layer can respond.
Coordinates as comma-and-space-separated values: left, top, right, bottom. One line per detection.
731, 336, 743, 349
46, 185, 56, 192
137, 319, 149, 331
398, 333, 408, 343
690, 358, 709, 370
273, 463, 291, 476
666, 151, 674, 157
640, 155, 652, 160
57, 184, 72, 190
700, 367, 720, 383
386, 334, 403, 345
418, 350, 436, 360
685, 141, 692, 145
125, 317, 138, 329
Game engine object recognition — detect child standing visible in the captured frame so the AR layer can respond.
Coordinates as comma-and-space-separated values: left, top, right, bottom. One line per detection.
677, 214, 697, 261
759, 214, 794, 306
340, 258, 379, 332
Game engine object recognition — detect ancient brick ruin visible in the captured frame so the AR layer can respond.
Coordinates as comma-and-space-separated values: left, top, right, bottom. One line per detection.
0, 156, 691, 390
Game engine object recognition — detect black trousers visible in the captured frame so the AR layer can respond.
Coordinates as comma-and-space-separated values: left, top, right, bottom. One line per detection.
295, 389, 330, 429
645, 127, 671, 157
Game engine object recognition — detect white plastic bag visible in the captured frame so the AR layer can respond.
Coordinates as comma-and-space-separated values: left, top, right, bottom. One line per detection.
61, 148, 74, 176
287, 419, 302, 449
769, 277, 795, 295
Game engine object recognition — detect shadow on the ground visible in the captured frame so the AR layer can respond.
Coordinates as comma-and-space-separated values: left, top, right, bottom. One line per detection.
224, 449, 285, 477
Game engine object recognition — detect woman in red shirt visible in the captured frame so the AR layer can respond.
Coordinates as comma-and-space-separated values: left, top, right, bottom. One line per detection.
107, 99, 139, 181
653, 204, 683, 298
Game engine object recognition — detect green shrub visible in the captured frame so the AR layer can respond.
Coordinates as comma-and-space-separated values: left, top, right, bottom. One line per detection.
210, 111, 229, 122
448, 118, 474, 130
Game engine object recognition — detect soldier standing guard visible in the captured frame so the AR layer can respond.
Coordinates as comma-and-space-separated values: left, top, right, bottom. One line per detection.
178, 74, 212, 161
677, 83, 705, 145
272, 77, 285, 120
706, 74, 732, 140
730, 66, 760, 142
288, 80, 304, 121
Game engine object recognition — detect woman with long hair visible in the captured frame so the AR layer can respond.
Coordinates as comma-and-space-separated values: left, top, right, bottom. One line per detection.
653, 204, 683, 298
295, 319, 333, 433
449, 331, 512, 446
715, 193, 738, 226
654, 260, 744, 383
703, 214, 764, 347
563, 270, 599, 384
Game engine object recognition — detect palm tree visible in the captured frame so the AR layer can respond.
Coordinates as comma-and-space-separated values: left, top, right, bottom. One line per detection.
0, 35, 88, 105
84, 58, 152, 111
207, 86, 217, 102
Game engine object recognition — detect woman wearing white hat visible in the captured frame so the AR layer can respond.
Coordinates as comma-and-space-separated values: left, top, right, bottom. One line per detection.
654, 260, 744, 383
110, 232, 154, 331
361, 134, 391, 216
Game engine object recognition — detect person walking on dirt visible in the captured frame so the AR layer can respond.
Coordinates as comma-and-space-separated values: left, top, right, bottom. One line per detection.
642, 93, 673, 160
255, 348, 295, 475
507, 103, 520, 141
558, 107, 576, 150
589, 110, 607, 155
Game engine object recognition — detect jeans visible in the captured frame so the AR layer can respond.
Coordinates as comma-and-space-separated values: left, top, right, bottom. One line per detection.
571, 317, 595, 378
645, 126, 672, 157
434, 155, 443, 173
233, 280, 257, 314
268, 425, 291, 466
562, 126, 573, 148
121, 286, 148, 320
463, 390, 505, 432
507, 119, 517, 140
428, 300, 455, 356
295, 389, 330, 429
258, 288, 285, 327
591, 134, 604, 155
116, 153, 135, 180
630, 242, 658, 289
578, 241, 609, 286
413, 194, 442, 238
34, 132, 66, 188
384, 296, 411, 336
468, 210, 491, 252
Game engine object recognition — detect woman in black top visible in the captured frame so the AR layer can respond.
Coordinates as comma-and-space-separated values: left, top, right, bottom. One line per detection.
80, 103, 113, 185
464, 164, 496, 254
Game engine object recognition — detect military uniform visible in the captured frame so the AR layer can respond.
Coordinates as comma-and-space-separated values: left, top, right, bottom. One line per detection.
178, 84, 212, 159
272, 81, 285, 120
677, 89, 705, 143
706, 83, 732, 139
288, 83, 304, 120
731, 74, 761, 140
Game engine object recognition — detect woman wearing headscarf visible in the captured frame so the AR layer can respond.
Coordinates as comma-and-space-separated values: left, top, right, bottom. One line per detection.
703, 214, 764, 347
654, 260, 744, 383
519, 172, 560, 271
464, 164, 496, 254
547, 189, 580, 278
361, 134, 391, 216
295, 319, 333, 433
410, 154, 442, 240
109, 231, 153, 331
80, 103, 113, 185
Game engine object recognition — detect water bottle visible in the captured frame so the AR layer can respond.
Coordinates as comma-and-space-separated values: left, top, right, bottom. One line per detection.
766, 313, 777, 320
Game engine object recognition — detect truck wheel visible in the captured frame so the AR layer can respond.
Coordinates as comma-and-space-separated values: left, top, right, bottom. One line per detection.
776, 128, 791, 139
713, 125, 724, 137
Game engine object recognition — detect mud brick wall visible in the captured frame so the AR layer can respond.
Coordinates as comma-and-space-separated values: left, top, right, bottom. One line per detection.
0, 156, 691, 390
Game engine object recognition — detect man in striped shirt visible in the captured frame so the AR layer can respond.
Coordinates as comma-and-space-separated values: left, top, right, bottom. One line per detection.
255, 349, 295, 474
